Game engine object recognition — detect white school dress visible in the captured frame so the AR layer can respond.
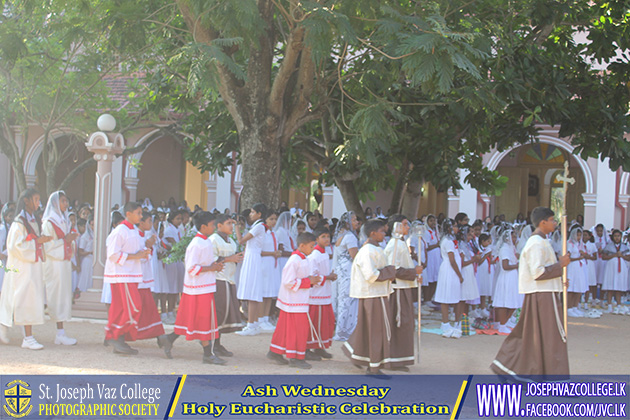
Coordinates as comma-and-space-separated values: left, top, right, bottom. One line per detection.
566, 241, 587, 293
434, 238, 462, 304
584, 241, 598, 287
77, 231, 94, 292
602, 242, 629, 292
0, 223, 9, 290
162, 222, 182, 294
237, 220, 266, 302
0, 213, 46, 327
261, 228, 281, 298
423, 228, 441, 283
460, 247, 480, 301
493, 244, 523, 309
593, 234, 607, 285
150, 228, 166, 293
274, 225, 291, 274
476, 246, 495, 297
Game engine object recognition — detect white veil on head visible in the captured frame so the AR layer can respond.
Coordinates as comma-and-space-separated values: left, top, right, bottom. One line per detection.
1, 203, 14, 229
551, 229, 562, 254
568, 224, 583, 248
289, 217, 305, 246
42, 191, 69, 234
142, 198, 153, 211
516, 224, 533, 253
496, 223, 514, 252
275, 211, 292, 234
590, 223, 609, 246
85, 216, 94, 240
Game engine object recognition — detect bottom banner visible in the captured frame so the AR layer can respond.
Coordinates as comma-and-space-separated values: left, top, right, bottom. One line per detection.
1, 375, 627, 419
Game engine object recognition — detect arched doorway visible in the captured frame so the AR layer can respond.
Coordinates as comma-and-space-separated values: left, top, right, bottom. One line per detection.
490, 142, 587, 223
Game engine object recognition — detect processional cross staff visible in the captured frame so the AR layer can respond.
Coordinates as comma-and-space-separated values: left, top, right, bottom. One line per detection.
556, 160, 575, 336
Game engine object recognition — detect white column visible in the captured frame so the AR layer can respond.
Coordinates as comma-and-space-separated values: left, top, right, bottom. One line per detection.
204, 177, 217, 211
447, 188, 460, 218
215, 170, 232, 212
111, 155, 124, 206
332, 186, 347, 218
321, 185, 334, 219
85, 128, 125, 287
123, 177, 139, 203
458, 169, 478, 220
594, 157, 615, 228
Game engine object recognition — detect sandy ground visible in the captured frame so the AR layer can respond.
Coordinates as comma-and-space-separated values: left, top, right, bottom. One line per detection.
1, 311, 628, 376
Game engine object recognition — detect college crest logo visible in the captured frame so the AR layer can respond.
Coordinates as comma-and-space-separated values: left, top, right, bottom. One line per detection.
4, 380, 33, 418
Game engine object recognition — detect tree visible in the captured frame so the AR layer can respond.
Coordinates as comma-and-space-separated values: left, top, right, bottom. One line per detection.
0, 0, 171, 197
128, 0, 628, 215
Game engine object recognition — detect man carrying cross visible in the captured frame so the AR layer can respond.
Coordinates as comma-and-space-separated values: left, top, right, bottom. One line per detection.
491, 206, 571, 378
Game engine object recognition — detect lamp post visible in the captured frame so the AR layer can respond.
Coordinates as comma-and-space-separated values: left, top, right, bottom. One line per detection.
73, 114, 124, 318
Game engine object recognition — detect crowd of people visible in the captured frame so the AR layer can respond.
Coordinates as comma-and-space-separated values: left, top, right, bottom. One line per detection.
0, 191, 629, 375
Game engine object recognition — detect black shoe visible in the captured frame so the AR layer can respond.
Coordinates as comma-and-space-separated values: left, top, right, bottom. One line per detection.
112, 338, 138, 355
157, 335, 173, 359
288, 359, 312, 369
214, 344, 233, 358
313, 348, 333, 359
202, 355, 227, 365
103, 339, 110, 347
266, 351, 288, 365
305, 350, 322, 361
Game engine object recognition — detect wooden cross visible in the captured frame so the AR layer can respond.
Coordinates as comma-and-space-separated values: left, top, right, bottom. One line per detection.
556, 160, 574, 338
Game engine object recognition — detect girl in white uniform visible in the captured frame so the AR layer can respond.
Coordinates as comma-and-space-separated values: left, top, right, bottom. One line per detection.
476, 233, 494, 318
434, 219, 464, 338
582, 230, 601, 316
236, 203, 269, 336
566, 226, 588, 317
77, 216, 94, 292
493, 227, 522, 334
42, 191, 79, 346
591, 223, 608, 306
457, 227, 480, 318
274, 211, 293, 273
260, 211, 281, 331
601, 229, 630, 314
0, 189, 53, 349
162, 210, 184, 324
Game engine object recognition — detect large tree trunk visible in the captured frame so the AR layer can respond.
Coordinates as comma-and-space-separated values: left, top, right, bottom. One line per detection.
238, 124, 282, 210
388, 159, 410, 215
401, 181, 422, 220
334, 175, 364, 218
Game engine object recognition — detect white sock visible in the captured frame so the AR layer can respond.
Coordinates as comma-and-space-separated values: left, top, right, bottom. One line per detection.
261, 316, 269, 323
247, 322, 256, 328
57, 329, 65, 336
25, 335, 34, 340
441, 322, 451, 328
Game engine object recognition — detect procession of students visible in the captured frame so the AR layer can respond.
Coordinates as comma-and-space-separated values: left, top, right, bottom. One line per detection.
1, 191, 628, 377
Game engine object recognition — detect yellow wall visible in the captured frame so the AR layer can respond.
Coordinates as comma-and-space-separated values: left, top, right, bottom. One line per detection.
184, 162, 206, 210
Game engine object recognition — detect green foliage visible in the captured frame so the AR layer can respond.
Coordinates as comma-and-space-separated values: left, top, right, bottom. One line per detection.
163, 231, 195, 264
120, 0, 630, 205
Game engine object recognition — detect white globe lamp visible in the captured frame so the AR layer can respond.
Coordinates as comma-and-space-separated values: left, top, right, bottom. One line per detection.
97, 114, 117, 132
